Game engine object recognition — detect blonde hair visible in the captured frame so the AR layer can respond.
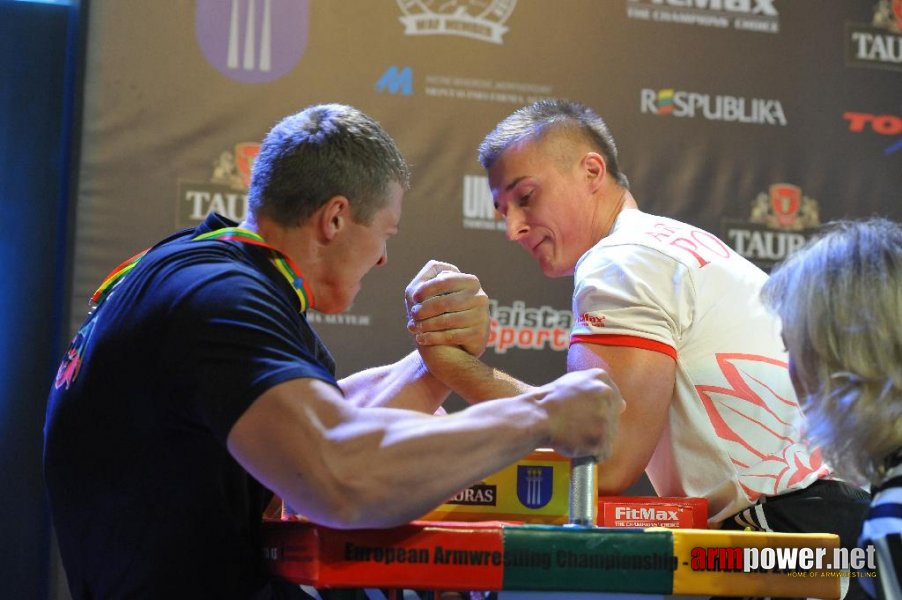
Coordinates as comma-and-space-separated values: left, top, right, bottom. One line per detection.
761, 218, 902, 484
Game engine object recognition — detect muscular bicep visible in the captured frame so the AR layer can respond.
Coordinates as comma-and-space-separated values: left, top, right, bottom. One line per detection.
568, 342, 675, 494
226, 377, 361, 526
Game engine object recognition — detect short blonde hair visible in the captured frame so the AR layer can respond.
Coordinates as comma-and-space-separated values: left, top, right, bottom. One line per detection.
761, 218, 902, 484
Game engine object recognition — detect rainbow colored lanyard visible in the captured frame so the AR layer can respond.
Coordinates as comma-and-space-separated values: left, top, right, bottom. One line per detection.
89, 227, 314, 313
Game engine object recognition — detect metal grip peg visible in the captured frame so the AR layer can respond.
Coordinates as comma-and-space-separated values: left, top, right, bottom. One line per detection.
568, 456, 597, 527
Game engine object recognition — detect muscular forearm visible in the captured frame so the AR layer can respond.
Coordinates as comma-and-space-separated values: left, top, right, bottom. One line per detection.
568, 342, 675, 494
419, 345, 534, 404
338, 351, 451, 413
231, 370, 620, 530
313, 395, 550, 528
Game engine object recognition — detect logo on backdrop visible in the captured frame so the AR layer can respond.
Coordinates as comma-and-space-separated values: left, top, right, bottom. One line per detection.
177, 146, 374, 327
177, 143, 258, 228
488, 300, 572, 354
640, 88, 787, 126
376, 65, 414, 96
196, 0, 309, 83
376, 70, 554, 105
844, 110, 902, 155
626, 0, 780, 34
845, 0, 902, 71
397, 0, 517, 43
462, 175, 505, 231
446, 483, 497, 506
517, 466, 553, 509
305, 311, 371, 327
721, 183, 822, 271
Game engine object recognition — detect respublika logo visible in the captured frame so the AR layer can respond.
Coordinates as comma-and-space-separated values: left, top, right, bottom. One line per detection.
397, 0, 517, 43
721, 183, 822, 271
196, 0, 308, 83
846, 0, 902, 71
641, 88, 787, 126
626, 0, 780, 34
376, 65, 413, 96
844, 110, 902, 155
462, 175, 505, 231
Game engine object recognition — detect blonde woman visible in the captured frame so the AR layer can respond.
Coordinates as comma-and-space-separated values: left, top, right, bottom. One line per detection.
762, 218, 902, 600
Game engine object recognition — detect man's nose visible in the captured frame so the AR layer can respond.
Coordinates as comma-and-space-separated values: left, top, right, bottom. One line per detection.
505, 206, 529, 242
375, 245, 387, 267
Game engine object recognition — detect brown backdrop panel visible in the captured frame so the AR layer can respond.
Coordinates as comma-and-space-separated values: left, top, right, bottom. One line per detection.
72, 1, 902, 502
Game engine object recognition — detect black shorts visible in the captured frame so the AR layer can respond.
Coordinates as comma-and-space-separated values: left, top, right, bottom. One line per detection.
719, 479, 872, 600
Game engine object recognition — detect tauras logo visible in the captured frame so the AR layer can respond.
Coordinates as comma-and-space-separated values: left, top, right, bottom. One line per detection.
614, 507, 679, 521
446, 484, 497, 506
845, 1, 902, 72
640, 88, 787, 126
177, 143, 258, 227
721, 183, 822, 272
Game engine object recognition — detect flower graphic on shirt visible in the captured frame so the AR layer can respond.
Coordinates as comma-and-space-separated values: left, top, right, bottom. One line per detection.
54, 317, 97, 391
695, 353, 828, 502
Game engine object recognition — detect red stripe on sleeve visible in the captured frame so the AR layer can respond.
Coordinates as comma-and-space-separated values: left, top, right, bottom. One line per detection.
570, 334, 677, 360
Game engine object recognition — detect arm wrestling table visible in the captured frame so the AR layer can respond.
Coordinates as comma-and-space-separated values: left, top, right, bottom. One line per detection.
262, 455, 844, 598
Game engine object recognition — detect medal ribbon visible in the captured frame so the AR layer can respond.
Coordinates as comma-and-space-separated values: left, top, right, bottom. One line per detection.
89, 227, 314, 313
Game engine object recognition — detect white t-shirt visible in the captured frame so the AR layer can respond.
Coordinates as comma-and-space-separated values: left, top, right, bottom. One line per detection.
571, 209, 830, 523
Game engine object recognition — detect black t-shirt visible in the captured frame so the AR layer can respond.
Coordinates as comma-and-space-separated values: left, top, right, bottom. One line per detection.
44, 213, 337, 599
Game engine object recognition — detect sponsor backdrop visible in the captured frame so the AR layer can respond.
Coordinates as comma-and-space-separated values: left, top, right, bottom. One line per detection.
70, 1, 901, 501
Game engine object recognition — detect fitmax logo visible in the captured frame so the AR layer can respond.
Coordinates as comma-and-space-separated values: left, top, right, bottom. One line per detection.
376, 65, 413, 96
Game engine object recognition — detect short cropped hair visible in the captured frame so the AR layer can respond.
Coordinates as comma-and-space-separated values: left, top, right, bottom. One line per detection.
248, 104, 410, 226
478, 99, 630, 189
761, 218, 902, 484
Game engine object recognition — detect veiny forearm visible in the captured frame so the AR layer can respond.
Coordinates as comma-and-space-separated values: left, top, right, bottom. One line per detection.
231, 371, 618, 530
339, 351, 451, 413
311, 396, 549, 528
419, 345, 534, 404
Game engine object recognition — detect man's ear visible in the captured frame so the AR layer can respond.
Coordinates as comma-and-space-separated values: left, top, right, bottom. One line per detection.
583, 152, 607, 193
316, 195, 351, 241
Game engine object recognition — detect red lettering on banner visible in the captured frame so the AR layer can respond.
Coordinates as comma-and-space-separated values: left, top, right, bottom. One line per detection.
872, 115, 902, 135
843, 111, 871, 132
844, 112, 902, 135
536, 330, 549, 346
487, 321, 569, 353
